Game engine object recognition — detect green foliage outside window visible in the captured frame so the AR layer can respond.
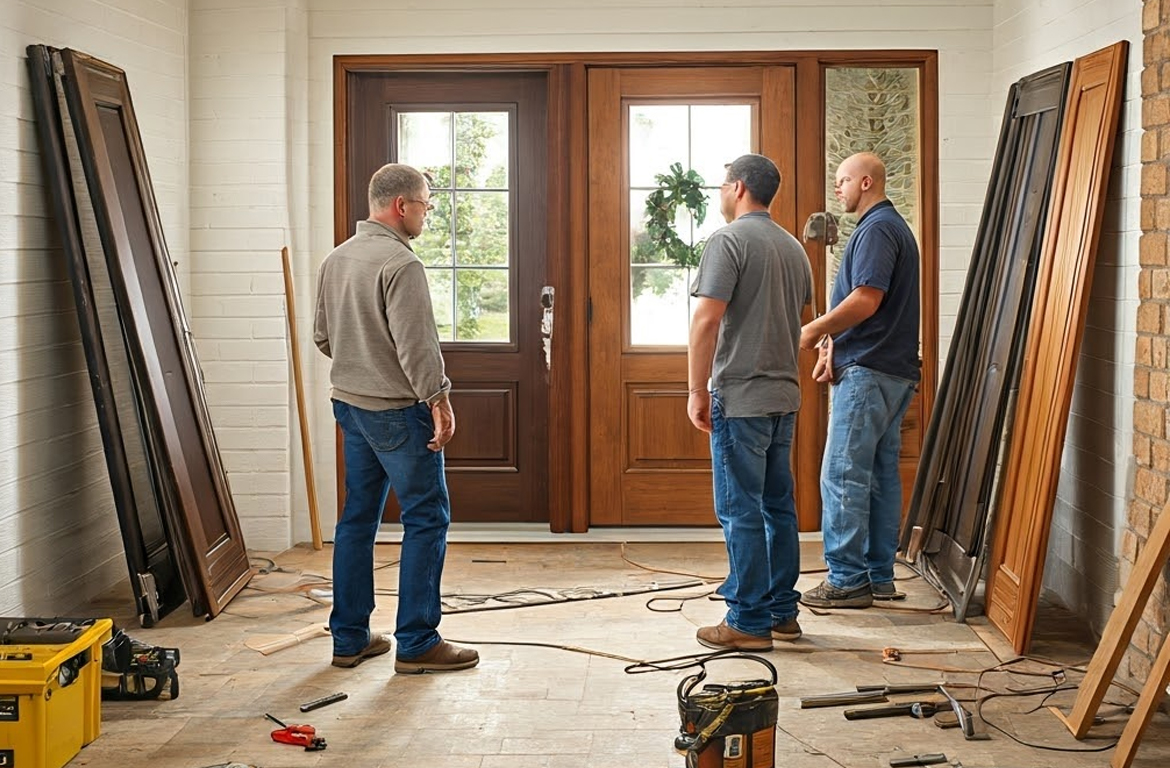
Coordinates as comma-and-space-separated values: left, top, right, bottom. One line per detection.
409, 112, 510, 341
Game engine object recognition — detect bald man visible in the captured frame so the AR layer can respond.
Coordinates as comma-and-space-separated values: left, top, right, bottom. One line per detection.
798, 152, 920, 609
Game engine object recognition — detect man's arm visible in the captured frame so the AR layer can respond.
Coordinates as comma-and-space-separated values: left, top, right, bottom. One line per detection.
687, 296, 727, 433
799, 285, 884, 350
313, 266, 331, 358
385, 261, 455, 450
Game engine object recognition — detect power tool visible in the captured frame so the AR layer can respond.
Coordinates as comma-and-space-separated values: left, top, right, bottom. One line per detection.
100, 628, 180, 701
674, 653, 778, 768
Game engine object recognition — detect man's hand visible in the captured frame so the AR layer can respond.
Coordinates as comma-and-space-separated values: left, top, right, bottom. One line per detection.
812, 335, 834, 384
688, 390, 713, 433
429, 396, 455, 451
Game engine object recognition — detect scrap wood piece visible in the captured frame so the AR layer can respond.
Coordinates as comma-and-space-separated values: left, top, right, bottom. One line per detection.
1050, 499, 1170, 738
281, 246, 324, 551
985, 40, 1129, 654
245, 624, 330, 655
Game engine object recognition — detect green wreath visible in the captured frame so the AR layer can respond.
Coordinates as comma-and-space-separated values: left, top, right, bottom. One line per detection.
643, 162, 708, 269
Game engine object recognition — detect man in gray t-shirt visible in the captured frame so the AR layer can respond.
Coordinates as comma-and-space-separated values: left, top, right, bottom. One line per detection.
687, 154, 813, 652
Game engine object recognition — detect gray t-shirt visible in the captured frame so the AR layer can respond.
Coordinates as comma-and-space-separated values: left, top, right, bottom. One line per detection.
690, 211, 812, 417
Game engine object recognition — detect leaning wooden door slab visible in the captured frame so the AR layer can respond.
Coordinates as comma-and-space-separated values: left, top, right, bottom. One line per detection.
58, 49, 253, 619
986, 42, 1128, 653
27, 45, 189, 626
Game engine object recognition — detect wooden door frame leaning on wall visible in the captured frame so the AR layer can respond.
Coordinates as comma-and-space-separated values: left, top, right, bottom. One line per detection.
986, 41, 1129, 654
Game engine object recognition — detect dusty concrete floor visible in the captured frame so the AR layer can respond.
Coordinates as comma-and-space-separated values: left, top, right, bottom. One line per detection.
65, 541, 1170, 767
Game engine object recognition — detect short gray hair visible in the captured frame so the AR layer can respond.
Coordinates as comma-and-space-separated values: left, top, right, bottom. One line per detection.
726, 154, 781, 207
368, 163, 428, 213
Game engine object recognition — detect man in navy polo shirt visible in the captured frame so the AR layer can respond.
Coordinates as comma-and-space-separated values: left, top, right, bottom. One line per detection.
798, 152, 920, 609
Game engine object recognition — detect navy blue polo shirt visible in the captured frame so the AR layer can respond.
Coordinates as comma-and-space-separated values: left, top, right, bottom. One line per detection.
829, 200, 921, 382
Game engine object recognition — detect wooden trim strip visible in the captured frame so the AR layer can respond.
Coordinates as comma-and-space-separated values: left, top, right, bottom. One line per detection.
793, 57, 825, 531
335, 51, 940, 70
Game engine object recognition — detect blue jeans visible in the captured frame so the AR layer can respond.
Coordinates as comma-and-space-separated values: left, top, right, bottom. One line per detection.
710, 393, 801, 637
331, 400, 450, 659
820, 366, 916, 590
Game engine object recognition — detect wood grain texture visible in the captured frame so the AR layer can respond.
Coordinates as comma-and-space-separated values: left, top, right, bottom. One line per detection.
986, 42, 1128, 654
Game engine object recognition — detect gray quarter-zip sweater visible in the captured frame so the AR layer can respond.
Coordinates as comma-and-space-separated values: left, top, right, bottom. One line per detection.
314, 219, 451, 411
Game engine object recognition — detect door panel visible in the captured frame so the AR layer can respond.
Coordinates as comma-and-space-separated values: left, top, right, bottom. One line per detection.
986, 43, 1127, 653
342, 72, 548, 523
587, 66, 803, 526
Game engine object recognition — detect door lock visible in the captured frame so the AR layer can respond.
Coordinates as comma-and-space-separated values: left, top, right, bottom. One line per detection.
540, 286, 554, 372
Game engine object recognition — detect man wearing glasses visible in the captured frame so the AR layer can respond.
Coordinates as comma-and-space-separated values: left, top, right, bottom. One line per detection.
314, 163, 479, 673
687, 154, 813, 651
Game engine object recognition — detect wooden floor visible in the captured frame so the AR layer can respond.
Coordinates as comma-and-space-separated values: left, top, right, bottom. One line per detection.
66, 541, 1170, 768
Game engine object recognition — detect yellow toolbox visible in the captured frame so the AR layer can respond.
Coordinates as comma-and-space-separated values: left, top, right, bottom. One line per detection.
0, 618, 113, 768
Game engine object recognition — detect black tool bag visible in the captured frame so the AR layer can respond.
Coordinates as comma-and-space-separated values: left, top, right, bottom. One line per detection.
100, 628, 181, 701
674, 653, 779, 768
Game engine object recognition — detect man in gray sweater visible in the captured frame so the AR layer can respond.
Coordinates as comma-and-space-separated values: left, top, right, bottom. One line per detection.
314, 163, 478, 673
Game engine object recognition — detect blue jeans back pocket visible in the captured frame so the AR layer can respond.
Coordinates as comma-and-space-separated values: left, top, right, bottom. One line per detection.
351, 406, 411, 452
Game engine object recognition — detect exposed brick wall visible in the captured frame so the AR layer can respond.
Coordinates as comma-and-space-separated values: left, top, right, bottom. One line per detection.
1125, 0, 1170, 686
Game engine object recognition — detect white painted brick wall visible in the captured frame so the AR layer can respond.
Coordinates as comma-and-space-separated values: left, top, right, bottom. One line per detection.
992, 0, 1143, 635
303, 0, 997, 538
188, 0, 309, 551
0, 0, 188, 616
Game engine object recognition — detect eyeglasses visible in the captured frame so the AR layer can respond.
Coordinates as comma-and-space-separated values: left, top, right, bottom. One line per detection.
405, 198, 434, 212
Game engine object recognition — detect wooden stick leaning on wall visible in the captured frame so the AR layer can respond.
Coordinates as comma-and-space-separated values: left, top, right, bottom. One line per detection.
282, 246, 324, 550
1049, 499, 1170, 739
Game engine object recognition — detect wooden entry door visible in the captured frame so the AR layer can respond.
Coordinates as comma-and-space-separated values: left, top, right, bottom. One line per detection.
340, 72, 549, 522
587, 66, 803, 525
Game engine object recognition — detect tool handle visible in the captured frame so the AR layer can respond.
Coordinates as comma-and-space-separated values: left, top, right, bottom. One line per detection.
890, 754, 948, 767
264, 713, 287, 728
844, 703, 914, 720
300, 691, 348, 712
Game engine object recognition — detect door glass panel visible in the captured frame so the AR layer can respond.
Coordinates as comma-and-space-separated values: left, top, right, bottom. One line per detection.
413, 190, 454, 267
429, 268, 454, 339
824, 67, 921, 295
456, 191, 509, 267
628, 103, 753, 347
398, 112, 452, 181
629, 105, 689, 187
690, 105, 753, 192
397, 110, 511, 343
456, 268, 509, 342
824, 67, 921, 413
630, 266, 690, 346
455, 112, 509, 188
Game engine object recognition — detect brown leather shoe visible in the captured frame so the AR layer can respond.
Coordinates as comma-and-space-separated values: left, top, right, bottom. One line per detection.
394, 640, 479, 674
331, 634, 392, 668
695, 620, 773, 652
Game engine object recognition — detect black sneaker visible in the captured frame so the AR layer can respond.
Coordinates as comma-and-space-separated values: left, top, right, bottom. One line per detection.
871, 581, 906, 601
800, 580, 873, 609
